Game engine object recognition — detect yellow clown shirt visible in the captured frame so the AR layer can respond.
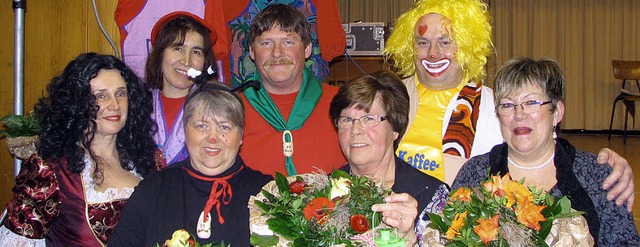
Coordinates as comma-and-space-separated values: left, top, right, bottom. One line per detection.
397, 75, 502, 182
397, 77, 465, 181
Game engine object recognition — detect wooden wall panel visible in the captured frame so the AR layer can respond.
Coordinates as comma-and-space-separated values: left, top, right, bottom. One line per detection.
0, 0, 16, 211
0, 0, 119, 212
87, 0, 121, 56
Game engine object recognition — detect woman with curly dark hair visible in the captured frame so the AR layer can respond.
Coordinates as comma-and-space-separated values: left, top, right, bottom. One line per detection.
0, 53, 165, 246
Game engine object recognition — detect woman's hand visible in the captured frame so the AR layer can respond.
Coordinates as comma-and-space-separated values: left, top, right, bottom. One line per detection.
372, 193, 418, 246
597, 148, 634, 212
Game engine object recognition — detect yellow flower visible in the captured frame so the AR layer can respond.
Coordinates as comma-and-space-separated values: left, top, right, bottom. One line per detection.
482, 174, 511, 197
164, 229, 192, 247
445, 211, 468, 239
503, 180, 533, 208
516, 199, 547, 231
329, 177, 351, 200
474, 215, 500, 244
450, 188, 472, 203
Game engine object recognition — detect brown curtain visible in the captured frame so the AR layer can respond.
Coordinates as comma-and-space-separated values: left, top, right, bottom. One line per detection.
338, 0, 415, 27
338, 0, 640, 131
489, 0, 640, 130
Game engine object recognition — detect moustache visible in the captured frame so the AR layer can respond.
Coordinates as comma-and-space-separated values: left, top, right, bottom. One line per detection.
263, 59, 294, 66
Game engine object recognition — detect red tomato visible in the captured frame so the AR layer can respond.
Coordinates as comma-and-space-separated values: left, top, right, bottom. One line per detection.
289, 180, 306, 194
350, 214, 370, 233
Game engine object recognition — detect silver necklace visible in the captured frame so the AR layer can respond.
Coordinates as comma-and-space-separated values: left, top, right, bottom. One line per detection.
507, 153, 555, 170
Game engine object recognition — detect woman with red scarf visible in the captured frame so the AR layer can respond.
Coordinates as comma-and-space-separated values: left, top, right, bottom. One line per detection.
109, 82, 272, 246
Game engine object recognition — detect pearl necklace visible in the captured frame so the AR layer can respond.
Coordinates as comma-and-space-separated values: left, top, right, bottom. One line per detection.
507, 153, 555, 170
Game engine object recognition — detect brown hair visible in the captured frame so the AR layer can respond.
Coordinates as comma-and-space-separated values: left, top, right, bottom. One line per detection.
494, 57, 565, 111
329, 70, 410, 148
248, 4, 312, 47
145, 16, 216, 89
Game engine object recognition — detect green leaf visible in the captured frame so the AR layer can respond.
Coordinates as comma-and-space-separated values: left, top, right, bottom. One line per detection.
0, 112, 41, 138
330, 170, 350, 179
250, 233, 279, 247
428, 213, 448, 232
255, 200, 269, 212
291, 197, 304, 210
262, 189, 277, 202
557, 197, 572, 213
274, 172, 290, 196
539, 220, 553, 240
267, 217, 298, 238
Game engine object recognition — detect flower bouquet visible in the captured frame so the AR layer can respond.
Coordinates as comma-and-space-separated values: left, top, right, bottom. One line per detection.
424, 173, 594, 246
249, 170, 407, 247
155, 229, 227, 247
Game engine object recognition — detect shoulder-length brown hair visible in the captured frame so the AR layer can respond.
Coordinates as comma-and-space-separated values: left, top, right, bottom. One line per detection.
145, 16, 216, 89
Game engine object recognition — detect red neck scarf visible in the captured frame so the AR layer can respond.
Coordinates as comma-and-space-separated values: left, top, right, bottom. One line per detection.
181, 165, 244, 224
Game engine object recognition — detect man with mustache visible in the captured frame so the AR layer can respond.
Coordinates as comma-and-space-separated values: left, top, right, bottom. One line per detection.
384, 0, 635, 210
238, 4, 346, 176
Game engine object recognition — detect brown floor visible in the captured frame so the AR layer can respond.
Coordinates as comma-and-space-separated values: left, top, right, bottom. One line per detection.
562, 133, 640, 232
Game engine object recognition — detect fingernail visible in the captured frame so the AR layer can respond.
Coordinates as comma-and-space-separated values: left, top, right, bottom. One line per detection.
607, 195, 614, 201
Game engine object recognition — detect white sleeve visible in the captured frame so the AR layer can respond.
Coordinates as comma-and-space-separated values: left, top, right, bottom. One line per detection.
470, 86, 503, 158
0, 225, 46, 247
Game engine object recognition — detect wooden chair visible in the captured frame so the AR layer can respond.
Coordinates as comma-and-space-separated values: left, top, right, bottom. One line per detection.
608, 60, 640, 144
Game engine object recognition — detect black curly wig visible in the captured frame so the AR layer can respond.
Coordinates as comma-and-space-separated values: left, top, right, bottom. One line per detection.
35, 53, 158, 179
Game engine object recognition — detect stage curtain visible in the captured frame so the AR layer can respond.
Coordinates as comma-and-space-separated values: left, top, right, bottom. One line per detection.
489, 0, 640, 130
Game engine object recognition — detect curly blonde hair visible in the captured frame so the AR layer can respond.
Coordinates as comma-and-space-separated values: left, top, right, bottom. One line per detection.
383, 0, 493, 82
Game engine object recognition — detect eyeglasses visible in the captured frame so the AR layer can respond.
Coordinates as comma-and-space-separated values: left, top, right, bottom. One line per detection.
495, 100, 552, 116
335, 115, 387, 129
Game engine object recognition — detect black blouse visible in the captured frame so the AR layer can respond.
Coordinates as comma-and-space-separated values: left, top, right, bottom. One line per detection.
108, 156, 272, 247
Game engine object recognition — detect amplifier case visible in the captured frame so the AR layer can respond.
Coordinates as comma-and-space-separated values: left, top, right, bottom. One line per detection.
342, 22, 385, 56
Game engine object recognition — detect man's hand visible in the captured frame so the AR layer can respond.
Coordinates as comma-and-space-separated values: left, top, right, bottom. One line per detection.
598, 148, 635, 212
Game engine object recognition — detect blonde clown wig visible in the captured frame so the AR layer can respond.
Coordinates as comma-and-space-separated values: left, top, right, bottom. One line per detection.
383, 0, 492, 82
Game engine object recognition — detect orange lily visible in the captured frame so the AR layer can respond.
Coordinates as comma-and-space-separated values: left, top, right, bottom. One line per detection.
474, 215, 500, 244
503, 180, 533, 208
445, 211, 468, 239
450, 188, 473, 203
516, 199, 547, 231
482, 174, 511, 197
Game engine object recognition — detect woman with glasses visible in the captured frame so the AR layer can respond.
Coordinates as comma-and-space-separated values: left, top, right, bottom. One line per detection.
329, 70, 448, 245
452, 57, 640, 245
